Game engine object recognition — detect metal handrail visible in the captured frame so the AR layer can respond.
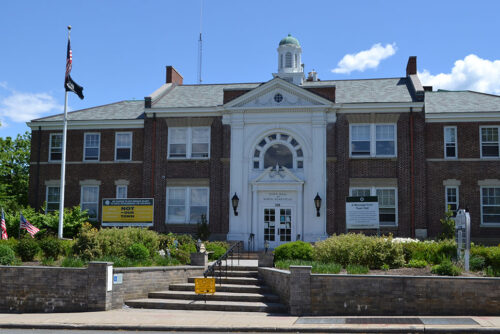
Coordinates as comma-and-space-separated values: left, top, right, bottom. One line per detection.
203, 242, 241, 283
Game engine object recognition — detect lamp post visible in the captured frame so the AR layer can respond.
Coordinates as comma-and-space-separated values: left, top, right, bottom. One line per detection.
231, 193, 239, 216
314, 193, 322, 217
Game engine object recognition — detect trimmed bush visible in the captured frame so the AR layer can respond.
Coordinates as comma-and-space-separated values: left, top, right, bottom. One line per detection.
40, 237, 63, 259
205, 241, 228, 260
61, 256, 85, 267
0, 244, 16, 265
469, 255, 486, 271
431, 258, 461, 276
274, 241, 313, 261
407, 259, 428, 268
16, 237, 40, 262
346, 264, 369, 274
126, 243, 150, 261
401, 239, 456, 264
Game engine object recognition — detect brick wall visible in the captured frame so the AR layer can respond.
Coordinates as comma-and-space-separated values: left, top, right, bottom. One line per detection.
260, 266, 500, 316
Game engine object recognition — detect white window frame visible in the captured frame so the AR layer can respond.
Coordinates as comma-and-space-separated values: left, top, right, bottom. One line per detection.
480, 186, 500, 227
444, 126, 457, 159
49, 133, 63, 162
445, 186, 459, 216
349, 124, 397, 158
165, 186, 209, 224
45, 186, 60, 213
115, 132, 132, 161
167, 127, 210, 159
80, 185, 99, 221
350, 186, 398, 227
83, 133, 101, 161
480, 126, 500, 159
116, 185, 128, 199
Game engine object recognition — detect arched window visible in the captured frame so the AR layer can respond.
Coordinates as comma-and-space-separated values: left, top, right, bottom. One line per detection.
285, 52, 292, 68
253, 133, 304, 170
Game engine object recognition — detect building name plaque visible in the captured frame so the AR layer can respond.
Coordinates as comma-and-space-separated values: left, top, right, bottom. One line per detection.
345, 196, 380, 229
262, 191, 293, 202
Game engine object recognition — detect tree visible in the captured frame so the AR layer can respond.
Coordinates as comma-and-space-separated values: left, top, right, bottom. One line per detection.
0, 131, 31, 210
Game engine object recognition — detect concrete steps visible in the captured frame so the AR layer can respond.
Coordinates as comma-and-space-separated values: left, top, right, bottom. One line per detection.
125, 264, 287, 313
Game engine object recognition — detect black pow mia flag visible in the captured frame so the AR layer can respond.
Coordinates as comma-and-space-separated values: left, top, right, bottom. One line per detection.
64, 38, 84, 99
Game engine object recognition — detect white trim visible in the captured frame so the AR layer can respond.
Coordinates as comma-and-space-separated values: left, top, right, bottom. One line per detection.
349, 186, 398, 227
427, 158, 500, 162
425, 112, 500, 122
114, 179, 130, 186
445, 186, 459, 214
480, 186, 500, 227
479, 126, 500, 159
443, 126, 457, 159
32, 160, 143, 165
80, 185, 99, 221
115, 132, 132, 161
349, 123, 397, 158
27, 119, 144, 130
165, 186, 210, 224
49, 133, 63, 162
83, 132, 101, 162
167, 126, 210, 160
79, 179, 102, 186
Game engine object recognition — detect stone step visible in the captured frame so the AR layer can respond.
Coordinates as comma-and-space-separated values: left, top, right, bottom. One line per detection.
169, 282, 272, 294
149, 290, 280, 303
206, 265, 258, 272
188, 276, 260, 285
204, 270, 258, 278
125, 298, 287, 313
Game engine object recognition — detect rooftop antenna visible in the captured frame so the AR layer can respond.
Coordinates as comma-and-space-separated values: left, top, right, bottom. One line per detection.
197, 0, 203, 84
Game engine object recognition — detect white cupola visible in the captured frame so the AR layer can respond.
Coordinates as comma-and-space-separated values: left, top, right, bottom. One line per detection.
273, 34, 304, 85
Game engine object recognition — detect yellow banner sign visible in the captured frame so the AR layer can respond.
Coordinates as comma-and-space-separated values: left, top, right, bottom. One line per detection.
102, 198, 154, 227
195, 278, 216, 295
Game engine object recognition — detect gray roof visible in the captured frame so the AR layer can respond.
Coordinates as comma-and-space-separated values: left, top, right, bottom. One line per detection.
425, 91, 500, 114
32, 100, 145, 122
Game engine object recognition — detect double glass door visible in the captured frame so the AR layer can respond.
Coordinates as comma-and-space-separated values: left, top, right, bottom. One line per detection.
263, 207, 292, 248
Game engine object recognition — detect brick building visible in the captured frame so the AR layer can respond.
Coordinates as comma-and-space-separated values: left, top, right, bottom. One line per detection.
27, 35, 500, 247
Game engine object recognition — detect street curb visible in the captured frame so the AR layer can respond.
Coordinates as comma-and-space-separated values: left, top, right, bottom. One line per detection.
1, 323, 499, 333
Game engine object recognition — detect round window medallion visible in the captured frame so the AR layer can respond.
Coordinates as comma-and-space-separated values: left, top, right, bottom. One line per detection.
274, 93, 283, 103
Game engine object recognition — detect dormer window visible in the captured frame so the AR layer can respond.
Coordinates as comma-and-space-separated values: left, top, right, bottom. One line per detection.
285, 52, 292, 68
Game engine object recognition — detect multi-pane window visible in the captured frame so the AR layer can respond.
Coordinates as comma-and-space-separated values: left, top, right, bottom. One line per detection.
444, 127, 457, 158
116, 185, 127, 199
445, 186, 459, 216
84, 133, 100, 161
166, 187, 209, 224
49, 134, 62, 161
350, 124, 396, 157
81, 186, 99, 220
480, 127, 499, 158
46, 186, 60, 212
168, 127, 210, 159
481, 187, 500, 225
285, 52, 292, 68
115, 132, 132, 161
253, 133, 303, 170
350, 187, 398, 226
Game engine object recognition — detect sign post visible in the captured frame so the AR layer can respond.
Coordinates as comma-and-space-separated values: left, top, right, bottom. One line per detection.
102, 198, 154, 227
455, 209, 471, 271
345, 196, 380, 232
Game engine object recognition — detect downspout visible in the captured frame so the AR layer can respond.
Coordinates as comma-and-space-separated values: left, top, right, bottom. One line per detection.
410, 107, 415, 238
34, 126, 42, 210
151, 113, 156, 198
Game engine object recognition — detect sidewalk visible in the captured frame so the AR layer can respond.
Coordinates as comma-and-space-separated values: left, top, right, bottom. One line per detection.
0, 308, 499, 333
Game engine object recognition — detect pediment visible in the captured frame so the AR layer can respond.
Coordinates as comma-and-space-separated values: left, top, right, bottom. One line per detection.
225, 77, 332, 109
253, 166, 304, 184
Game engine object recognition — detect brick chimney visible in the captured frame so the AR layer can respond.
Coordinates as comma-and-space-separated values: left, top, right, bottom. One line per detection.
406, 56, 417, 76
166, 66, 183, 85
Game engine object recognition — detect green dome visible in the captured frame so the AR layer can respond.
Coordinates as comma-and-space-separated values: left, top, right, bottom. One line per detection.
279, 34, 300, 47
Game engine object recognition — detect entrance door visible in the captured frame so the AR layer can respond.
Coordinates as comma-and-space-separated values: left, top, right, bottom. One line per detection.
263, 207, 293, 248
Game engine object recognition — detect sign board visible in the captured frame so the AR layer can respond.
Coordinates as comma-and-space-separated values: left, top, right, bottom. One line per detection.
455, 209, 471, 271
102, 198, 154, 227
194, 278, 216, 295
113, 273, 123, 284
346, 196, 379, 229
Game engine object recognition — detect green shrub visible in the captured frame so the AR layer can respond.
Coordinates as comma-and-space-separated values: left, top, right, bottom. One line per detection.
179, 242, 197, 254
153, 254, 181, 266
126, 243, 150, 261
346, 264, 369, 274
381, 264, 390, 271
486, 266, 500, 277
274, 241, 313, 261
469, 255, 486, 271
158, 233, 176, 250
439, 206, 455, 240
171, 248, 190, 264
407, 259, 428, 268
401, 239, 456, 264
39, 237, 63, 259
0, 244, 16, 265
471, 245, 500, 271
431, 258, 461, 276
16, 237, 40, 262
40, 257, 55, 266
274, 260, 342, 274
313, 234, 405, 269
205, 241, 228, 260
175, 234, 195, 246
61, 256, 85, 267
72, 222, 102, 260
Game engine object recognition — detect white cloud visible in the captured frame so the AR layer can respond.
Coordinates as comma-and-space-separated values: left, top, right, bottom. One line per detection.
332, 43, 397, 74
0, 85, 63, 123
419, 55, 500, 95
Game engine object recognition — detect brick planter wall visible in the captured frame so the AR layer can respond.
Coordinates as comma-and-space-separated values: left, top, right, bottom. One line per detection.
260, 266, 500, 316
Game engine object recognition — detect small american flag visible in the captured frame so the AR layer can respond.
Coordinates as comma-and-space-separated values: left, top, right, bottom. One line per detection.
1, 209, 7, 240
65, 39, 73, 79
20, 213, 39, 238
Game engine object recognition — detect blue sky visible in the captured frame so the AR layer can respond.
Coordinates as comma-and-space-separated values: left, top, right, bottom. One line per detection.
1, 0, 499, 138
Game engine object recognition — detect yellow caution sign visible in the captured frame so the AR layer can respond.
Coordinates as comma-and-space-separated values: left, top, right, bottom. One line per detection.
195, 278, 216, 295
102, 198, 154, 227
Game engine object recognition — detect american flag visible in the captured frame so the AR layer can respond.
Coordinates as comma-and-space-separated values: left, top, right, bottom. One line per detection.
1, 209, 7, 240
20, 213, 39, 238
65, 38, 73, 79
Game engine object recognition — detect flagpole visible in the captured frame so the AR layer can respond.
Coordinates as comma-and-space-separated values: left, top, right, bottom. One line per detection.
58, 26, 71, 239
